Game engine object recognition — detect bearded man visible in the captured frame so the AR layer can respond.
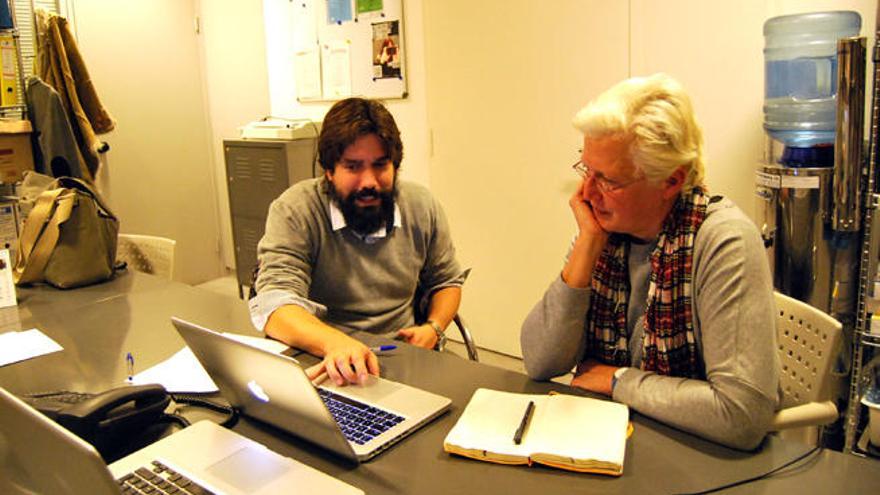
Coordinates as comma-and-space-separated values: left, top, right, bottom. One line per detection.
250, 98, 467, 386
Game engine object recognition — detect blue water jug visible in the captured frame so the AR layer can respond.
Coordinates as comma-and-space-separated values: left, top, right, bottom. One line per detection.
763, 11, 861, 149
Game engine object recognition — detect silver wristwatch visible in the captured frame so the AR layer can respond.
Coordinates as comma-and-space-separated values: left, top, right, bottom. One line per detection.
427, 319, 447, 351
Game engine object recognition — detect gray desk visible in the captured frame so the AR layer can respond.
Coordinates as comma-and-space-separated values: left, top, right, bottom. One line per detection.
2, 272, 877, 494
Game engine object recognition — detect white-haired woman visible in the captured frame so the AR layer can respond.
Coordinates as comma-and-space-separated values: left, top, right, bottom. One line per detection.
521, 74, 779, 450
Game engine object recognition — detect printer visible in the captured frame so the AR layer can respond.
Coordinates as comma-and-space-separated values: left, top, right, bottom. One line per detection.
238, 118, 320, 140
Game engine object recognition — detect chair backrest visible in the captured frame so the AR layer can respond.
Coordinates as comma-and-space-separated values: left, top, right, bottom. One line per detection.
774, 291, 842, 408
117, 234, 176, 280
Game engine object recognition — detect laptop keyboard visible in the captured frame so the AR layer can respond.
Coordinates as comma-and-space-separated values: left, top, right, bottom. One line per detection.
317, 388, 405, 445
116, 460, 215, 495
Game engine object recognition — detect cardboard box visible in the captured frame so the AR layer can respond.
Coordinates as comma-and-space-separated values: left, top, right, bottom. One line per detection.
0, 120, 34, 183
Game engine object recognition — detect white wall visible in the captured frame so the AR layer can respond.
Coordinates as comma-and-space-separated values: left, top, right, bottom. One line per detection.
423, 0, 630, 355
196, 0, 272, 270
72, 0, 222, 284
69, 0, 271, 281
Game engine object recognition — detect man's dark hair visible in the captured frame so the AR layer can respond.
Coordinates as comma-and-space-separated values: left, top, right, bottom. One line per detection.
318, 98, 403, 172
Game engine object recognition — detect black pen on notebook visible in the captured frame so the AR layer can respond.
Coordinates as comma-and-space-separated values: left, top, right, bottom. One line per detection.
513, 400, 535, 445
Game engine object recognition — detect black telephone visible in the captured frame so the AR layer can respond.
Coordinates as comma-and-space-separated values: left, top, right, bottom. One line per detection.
23, 384, 171, 459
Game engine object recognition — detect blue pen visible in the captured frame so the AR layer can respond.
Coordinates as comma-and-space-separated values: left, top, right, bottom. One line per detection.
370, 345, 397, 353
126, 352, 134, 382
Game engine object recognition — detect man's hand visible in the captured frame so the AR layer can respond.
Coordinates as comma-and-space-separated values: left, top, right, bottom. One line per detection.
309, 333, 380, 386
562, 183, 610, 289
569, 182, 607, 239
570, 359, 618, 396
396, 324, 438, 349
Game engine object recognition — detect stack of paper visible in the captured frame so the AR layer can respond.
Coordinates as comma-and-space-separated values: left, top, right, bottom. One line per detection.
130, 334, 290, 393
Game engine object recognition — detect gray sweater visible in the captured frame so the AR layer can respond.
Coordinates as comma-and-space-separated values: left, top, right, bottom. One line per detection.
521, 198, 780, 450
252, 178, 466, 334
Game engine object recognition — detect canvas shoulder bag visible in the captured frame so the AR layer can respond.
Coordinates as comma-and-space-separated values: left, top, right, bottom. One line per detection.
14, 176, 119, 289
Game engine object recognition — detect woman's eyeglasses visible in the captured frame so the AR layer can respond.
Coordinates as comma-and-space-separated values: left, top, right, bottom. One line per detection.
572, 160, 644, 193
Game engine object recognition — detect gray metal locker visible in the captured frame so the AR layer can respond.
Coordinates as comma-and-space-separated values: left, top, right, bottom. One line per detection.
224, 138, 318, 297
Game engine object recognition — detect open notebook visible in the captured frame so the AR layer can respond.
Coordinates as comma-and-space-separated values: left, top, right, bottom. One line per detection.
443, 388, 630, 476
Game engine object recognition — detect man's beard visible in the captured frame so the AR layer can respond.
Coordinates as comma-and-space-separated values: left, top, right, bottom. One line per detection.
327, 180, 397, 236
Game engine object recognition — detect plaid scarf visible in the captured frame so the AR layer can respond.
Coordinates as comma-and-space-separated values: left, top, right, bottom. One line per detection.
584, 187, 710, 378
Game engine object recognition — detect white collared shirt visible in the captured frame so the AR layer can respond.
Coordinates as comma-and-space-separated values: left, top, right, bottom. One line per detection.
328, 200, 402, 244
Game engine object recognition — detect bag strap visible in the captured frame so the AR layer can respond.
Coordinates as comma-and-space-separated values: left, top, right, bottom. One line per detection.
16, 188, 64, 265
53, 176, 117, 221
13, 188, 75, 284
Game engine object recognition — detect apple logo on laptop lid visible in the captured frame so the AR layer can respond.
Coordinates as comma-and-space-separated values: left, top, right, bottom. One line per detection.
247, 381, 270, 403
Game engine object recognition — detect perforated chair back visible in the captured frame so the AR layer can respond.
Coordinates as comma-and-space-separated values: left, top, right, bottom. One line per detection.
117, 234, 177, 281
774, 291, 842, 408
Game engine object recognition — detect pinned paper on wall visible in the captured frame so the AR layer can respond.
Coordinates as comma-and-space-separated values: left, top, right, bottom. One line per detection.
292, 0, 319, 53
356, 0, 384, 19
371, 20, 401, 80
294, 49, 322, 100
321, 40, 352, 99
287, 0, 405, 100
327, 0, 352, 25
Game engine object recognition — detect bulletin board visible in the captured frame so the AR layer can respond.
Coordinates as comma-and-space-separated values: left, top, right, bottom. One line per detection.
292, 0, 407, 101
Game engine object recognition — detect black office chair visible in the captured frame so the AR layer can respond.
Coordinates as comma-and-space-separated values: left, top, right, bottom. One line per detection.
247, 267, 479, 362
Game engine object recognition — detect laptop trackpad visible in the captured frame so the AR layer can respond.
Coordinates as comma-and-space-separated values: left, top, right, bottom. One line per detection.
205, 445, 289, 492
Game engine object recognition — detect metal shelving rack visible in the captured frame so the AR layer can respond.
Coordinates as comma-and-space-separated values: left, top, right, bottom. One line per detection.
844, 7, 880, 456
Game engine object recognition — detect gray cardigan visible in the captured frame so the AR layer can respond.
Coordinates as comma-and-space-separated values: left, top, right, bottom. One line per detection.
520, 198, 780, 450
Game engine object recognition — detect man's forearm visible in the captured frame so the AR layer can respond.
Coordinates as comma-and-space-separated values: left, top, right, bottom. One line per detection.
265, 304, 350, 356
425, 286, 461, 330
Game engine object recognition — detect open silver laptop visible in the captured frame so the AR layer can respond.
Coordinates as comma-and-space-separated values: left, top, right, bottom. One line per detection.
0, 387, 363, 495
171, 316, 451, 463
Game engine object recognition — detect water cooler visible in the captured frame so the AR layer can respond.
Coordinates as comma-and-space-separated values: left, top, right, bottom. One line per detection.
755, 11, 868, 449
756, 11, 864, 324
